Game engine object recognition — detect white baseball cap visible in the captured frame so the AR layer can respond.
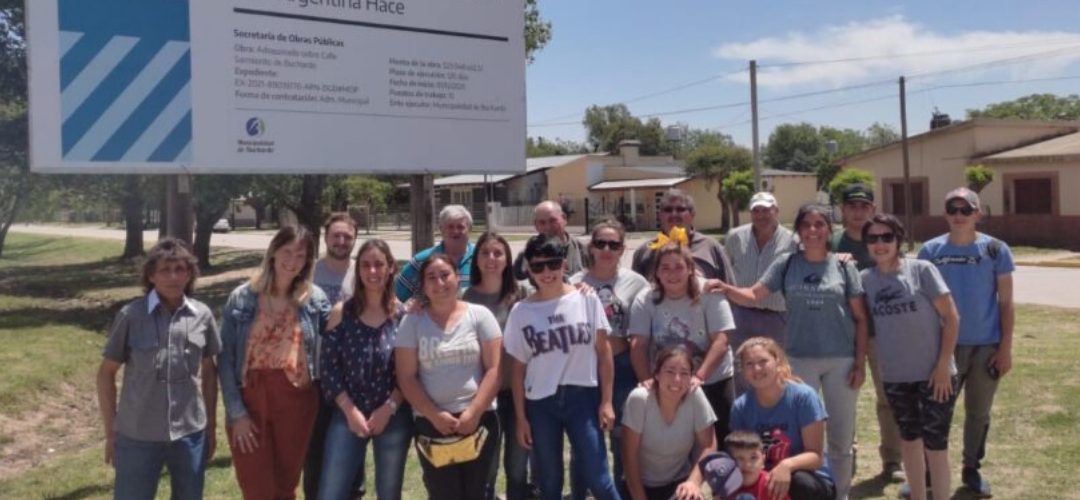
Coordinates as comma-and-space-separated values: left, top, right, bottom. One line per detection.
749, 192, 778, 210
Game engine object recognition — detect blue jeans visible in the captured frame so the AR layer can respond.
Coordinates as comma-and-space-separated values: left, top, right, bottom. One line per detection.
570, 352, 636, 499
316, 407, 412, 500
113, 430, 205, 500
490, 390, 531, 500
527, 385, 621, 500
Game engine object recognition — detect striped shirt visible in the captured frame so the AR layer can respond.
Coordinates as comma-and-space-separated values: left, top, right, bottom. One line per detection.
723, 223, 798, 312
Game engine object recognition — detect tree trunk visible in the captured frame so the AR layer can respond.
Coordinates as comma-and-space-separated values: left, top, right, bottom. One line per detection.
729, 200, 741, 227
295, 175, 326, 251
717, 191, 731, 234
193, 217, 215, 270
0, 183, 25, 259
121, 176, 145, 260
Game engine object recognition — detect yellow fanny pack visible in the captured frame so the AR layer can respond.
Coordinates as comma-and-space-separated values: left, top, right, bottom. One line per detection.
415, 427, 489, 468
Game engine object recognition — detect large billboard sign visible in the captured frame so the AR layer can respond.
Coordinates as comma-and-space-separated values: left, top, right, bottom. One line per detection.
27, 0, 526, 174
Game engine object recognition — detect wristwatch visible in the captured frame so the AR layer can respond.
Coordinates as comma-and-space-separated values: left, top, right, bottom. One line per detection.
385, 398, 399, 414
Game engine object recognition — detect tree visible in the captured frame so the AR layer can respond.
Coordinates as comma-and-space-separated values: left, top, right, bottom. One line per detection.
0, 102, 28, 257
967, 93, 1080, 121
345, 175, 394, 231
721, 169, 755, 227
192, 175, 252, 269
527, 137, 589, 157
0, 1, 27, 257
582, 104, 670, 155
865, 122, 900, 148
524, 0, 551, 64
684, 137, 752, 233
764, 123, 823, 173
828, 168, 875, 205
964, 165, 994, 193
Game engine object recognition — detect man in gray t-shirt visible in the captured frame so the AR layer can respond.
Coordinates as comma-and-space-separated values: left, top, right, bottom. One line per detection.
861, 259, 955, 383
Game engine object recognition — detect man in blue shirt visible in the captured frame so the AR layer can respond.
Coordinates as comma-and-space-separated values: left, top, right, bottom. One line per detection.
395, 204, 476, 302
918, 187, 1014, 498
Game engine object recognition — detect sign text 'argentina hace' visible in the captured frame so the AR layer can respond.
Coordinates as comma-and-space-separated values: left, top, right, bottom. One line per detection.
28, 0, 526, 174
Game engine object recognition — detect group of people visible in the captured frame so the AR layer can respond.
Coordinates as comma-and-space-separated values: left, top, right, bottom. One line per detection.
96, 185, 1013, 500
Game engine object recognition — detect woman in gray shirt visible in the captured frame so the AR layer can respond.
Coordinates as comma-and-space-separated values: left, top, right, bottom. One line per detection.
396, 253, 502, 500
860, 214, 959, 500
622, 345, 716, 500
718, 204, 869, 500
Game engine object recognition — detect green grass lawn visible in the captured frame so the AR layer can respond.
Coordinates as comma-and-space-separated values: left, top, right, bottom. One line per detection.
2, 233, 1079, 499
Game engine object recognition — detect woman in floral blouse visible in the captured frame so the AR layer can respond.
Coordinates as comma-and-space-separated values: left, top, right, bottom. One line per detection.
316, 239, 412, 500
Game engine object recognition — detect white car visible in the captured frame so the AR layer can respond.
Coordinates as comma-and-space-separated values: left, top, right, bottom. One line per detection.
212, 218, 231, 233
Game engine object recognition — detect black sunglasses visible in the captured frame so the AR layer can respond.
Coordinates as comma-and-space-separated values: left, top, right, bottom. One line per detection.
865, 232, 896, 244
661, 206, 689, 214
528, 258, 564, 274
946, 205, 975, 216
591, 240, 624, 251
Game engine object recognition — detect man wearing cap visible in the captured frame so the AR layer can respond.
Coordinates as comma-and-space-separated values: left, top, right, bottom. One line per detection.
632, 188, 733, 282
721, 192, 797, 369
831, 183, 905, 484
511, 200, 589, 281
917, 187, 1014, 498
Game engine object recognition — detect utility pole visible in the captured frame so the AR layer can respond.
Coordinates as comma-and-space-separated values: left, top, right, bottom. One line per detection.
750, 60, 762, 191
899, 76, 914, 251
165, 174, 193, 245
410, 174, 434, 255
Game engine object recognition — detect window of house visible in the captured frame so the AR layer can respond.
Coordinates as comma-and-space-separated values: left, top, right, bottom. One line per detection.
1013, 178, 1053, 215
883, 178, 928, 216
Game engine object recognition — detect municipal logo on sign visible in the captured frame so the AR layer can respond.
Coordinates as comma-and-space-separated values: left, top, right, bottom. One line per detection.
58, 0, 192, 163
245, 118, 266, 137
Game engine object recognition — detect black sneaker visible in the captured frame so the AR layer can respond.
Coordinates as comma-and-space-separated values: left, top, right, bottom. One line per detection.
962, 467, 993, 498
882, 462, 906, 483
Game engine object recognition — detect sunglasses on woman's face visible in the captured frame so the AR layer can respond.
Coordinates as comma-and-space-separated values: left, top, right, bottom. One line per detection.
591, 239, 624, 251
527, 258, 564, 274
945, 204, 975, 216
865, 232, 896, 244
661, 205, 689, 214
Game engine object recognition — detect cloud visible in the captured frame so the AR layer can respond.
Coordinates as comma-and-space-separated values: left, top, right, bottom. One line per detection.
713, 16, 1080, 88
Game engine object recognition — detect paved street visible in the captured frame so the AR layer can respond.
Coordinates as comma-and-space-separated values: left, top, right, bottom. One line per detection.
11, 224, 1080, 308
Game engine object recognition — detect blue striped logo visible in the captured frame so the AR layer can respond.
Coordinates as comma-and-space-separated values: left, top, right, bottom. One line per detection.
58, 0, 192, 163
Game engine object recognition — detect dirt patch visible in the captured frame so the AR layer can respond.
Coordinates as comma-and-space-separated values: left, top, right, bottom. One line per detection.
0, 381, 100, 480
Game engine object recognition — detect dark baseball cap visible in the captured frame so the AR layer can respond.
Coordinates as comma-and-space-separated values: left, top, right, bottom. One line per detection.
842, 183, 875, 204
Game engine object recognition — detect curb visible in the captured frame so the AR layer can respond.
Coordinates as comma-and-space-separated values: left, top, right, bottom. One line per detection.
1016, 260, 1080, 269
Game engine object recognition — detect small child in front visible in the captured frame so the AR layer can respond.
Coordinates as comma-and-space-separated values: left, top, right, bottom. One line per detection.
725, 431, 788, 500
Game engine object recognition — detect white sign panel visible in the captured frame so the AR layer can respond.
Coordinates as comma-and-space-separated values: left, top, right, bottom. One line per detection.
28, 0, 526, 174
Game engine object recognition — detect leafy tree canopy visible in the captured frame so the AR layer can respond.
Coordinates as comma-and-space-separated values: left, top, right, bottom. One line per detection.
967, 93, 1080, 121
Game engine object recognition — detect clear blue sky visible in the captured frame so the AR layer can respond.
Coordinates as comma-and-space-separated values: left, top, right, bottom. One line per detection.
525, 0, 1080, 148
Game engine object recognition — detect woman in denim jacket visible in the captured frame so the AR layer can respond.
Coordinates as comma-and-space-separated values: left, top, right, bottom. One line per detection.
218, 226, 331, 499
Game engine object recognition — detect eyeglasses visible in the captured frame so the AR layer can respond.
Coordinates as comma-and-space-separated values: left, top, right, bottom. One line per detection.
527, 259, 564, 274
591, 240, 624, 251
661, 206, 689, 214
945, 205, 975, 216
865, 232, 896, 244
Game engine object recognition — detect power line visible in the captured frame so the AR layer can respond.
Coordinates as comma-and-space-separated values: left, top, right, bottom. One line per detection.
528, 47, 1080, 130
757, 38, 1080, 68
528, 67, 746, 126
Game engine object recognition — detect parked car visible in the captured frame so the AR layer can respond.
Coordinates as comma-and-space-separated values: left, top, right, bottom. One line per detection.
212, 218, 231, 233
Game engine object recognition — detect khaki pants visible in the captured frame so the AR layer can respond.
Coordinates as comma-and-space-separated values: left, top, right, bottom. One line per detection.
868, 338, 903, 467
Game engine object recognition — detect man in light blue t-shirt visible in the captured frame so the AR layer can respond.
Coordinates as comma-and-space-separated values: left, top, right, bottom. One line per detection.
918, 187, 1014, 498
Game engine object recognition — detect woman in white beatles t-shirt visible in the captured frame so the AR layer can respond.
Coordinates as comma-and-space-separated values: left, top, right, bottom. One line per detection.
504, 235, 622, 500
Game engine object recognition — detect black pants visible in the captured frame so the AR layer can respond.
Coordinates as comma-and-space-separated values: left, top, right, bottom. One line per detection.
790, 470, 836, 500
643, 476, 687, 500
702, 377, 736, 444
415, 410, 500, 500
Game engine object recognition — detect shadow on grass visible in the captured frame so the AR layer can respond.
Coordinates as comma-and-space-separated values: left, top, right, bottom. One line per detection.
850, 473, 889, 499
208, 456, 234, 469
0, 275, 250, 332
44, 483, 112, 500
